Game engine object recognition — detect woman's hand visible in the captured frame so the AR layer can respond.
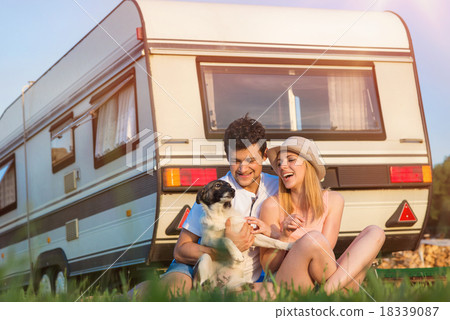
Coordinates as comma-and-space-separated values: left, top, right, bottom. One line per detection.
280, 214, 304, 240
245, 216, 271, 237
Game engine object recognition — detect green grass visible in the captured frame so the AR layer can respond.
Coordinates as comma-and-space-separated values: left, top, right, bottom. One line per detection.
1, 268, 449, 302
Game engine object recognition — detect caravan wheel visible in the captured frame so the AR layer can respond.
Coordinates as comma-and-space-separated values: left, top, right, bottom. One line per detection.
39, 272, 53, 295
55, 270, 67, 294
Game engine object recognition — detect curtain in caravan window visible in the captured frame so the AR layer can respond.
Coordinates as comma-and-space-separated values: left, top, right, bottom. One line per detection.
327, 73, 370, 130
0, 160, 11, 183
0, 160, 16, 209
200, 64, 382, 134
115, 85, 136, 148
95, 84, 137, 158
95, 98, 118, 158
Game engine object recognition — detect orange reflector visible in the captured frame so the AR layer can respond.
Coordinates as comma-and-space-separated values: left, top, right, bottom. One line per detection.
398, 202, 416, 222
126, 210, 132, 217
164, 168, 181, 187
47, 237, 51, 244
1, 253, 4, 259
422, 165, 432, 183
136, 27, 144, 41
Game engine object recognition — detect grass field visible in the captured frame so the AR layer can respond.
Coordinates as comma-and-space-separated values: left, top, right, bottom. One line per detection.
0, 268, 449, 302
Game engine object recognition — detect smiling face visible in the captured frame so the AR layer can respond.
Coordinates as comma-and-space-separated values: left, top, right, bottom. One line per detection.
228, 143, 266, 194
276, 151, 306, 190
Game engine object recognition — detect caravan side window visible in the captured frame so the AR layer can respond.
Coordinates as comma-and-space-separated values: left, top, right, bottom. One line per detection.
50, 113, 75, 173
0, 155, 17, 215
200, 63, 384, 140
91, 69, 138, 168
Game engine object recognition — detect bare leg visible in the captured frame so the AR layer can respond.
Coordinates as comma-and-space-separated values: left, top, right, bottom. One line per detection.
275, 231, 337, 292
127, 280, 151, 300
160, 272, 192, 297
324, 225, 385, 294
251, 282, 277, 301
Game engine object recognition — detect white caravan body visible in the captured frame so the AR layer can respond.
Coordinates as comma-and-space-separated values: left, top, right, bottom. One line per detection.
0, 1, 431, 288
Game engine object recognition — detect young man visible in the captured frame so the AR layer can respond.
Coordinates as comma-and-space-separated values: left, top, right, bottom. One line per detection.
160, 115, 278, 295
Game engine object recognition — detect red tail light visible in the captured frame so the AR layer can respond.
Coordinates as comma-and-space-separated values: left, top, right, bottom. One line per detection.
180, 168, 217, 186
389, 165, 432, 183
163, 167, 217, 188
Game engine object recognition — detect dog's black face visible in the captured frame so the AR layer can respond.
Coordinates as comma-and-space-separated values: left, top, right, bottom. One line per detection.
196, 180, 235, 209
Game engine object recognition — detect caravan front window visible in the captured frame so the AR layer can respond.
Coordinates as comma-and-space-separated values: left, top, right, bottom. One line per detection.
91, 70, 137, 168
200, 63, 384, 140
0, 155, 16, 215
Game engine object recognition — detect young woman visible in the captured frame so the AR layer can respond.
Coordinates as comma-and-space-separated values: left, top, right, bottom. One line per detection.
246, 136, 385, 294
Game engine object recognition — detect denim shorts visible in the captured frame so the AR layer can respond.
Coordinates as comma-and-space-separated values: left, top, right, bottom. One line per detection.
161, 259, 266, 283
262, 270, 277, 282
160, 259, 195, 279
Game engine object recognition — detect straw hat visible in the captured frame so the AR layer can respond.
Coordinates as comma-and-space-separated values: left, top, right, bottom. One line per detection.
267, 136, 326, 181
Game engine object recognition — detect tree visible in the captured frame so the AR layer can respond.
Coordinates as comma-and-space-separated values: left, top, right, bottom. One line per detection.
429, 156, 450, 237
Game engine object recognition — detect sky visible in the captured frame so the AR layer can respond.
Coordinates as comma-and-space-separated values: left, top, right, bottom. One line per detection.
1, 0, 449, 165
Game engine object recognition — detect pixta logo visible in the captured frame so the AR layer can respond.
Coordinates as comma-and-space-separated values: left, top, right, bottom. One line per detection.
126, 128, 172, 174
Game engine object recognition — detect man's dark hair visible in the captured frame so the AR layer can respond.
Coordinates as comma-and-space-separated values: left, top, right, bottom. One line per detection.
223, 114, 267, 159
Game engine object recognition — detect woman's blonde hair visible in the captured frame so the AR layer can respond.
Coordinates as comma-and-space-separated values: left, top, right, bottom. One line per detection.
278, 159, 325, 221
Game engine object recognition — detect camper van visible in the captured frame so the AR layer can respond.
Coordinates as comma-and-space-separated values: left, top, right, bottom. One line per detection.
0, 0, 432, 292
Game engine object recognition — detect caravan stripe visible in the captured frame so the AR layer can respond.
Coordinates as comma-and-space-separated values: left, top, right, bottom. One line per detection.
68, 240, 151, 263
69, 243, 151, 275
0, 173, 157, 249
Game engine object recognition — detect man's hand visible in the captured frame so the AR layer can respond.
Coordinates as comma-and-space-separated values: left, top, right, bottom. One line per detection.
224, 218, 255, 252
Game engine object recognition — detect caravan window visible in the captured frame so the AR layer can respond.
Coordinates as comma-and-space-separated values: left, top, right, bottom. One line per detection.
200, 63, 384, 140
50, 113, 75, 173
0, 155, 17, 215
91, 70, 138, 168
